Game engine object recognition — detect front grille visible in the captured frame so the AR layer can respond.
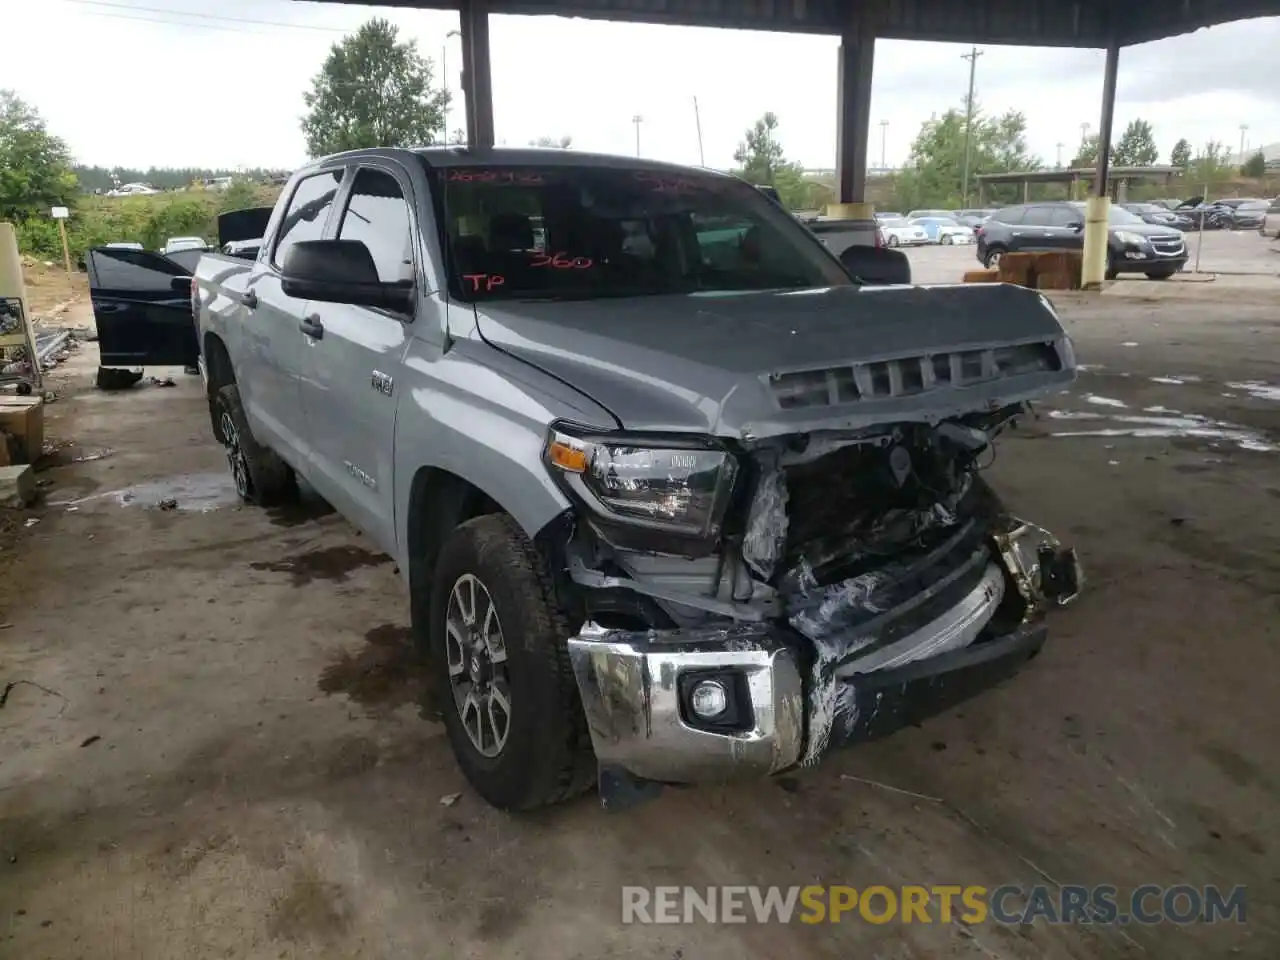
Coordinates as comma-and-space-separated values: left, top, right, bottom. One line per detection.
768, 342, 1061, 409
1148, 234, 1185, 256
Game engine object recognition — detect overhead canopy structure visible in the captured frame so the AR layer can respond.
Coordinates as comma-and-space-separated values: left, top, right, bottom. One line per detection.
297, 0, 1279, 284
305, 0, 1277, 46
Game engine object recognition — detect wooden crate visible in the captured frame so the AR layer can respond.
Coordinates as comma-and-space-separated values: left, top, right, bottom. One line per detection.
0, 395, 44, 464
963, 269, 1001, 283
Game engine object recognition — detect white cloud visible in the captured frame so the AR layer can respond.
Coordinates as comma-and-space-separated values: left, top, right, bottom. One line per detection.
1, 0, 1276, 172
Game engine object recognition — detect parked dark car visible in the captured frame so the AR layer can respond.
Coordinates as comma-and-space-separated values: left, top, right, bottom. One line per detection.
954, 208, 994, 228
1120, 202, 1194, 231
975, 201, 1187, 279
1221, 199, 1268, 230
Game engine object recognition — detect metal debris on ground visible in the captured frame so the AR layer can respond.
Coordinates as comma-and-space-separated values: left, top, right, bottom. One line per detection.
439, 792, 462, 807
157, 498, 178, 511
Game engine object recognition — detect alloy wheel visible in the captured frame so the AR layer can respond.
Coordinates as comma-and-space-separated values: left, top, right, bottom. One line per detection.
445, 573, 512, 758
219, 410, 250, 498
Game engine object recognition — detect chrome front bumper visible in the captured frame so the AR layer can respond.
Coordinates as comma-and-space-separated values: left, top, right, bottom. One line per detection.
567, 624, 805, 783
567, 521, 1079, 786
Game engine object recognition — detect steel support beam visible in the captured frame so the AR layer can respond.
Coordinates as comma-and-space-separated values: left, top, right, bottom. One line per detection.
1082, 38, 1120, 288
835, 26, 875, 204
460, 0, 495, 148
1093, 39, 1119, 198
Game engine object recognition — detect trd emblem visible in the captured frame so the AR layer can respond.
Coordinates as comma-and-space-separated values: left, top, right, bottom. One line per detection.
371, 371, 394, 396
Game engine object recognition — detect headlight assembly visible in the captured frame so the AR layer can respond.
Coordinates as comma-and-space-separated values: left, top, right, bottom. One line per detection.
1114, 230, 1147, 247
543, 424, 738, 539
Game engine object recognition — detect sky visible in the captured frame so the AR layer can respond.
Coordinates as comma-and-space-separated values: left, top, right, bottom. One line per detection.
2, 0, 1278, 173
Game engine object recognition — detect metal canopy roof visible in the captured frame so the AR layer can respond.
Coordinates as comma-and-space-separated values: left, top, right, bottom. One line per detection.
299, 0, 1279, 46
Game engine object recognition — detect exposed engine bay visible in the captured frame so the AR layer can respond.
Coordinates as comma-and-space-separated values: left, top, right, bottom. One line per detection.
560, 401, 1081, 770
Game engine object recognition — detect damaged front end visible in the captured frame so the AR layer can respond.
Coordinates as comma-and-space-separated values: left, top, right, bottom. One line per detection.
548, 403, 1081, 805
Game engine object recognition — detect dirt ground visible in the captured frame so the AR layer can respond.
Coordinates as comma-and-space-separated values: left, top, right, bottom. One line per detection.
1, 292, 1278, 960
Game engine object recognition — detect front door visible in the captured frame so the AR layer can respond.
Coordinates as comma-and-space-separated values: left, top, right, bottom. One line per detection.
297, 163, 418, 553
236, 168, 346, 463
86, 248, 198, 368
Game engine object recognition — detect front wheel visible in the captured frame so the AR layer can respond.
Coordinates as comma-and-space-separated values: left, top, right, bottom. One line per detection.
983, 247, 1005, 269
429, 514, 595, 810
887, 234, 900, 247
1145, 269, 1177, 280
941, 234, 953, 245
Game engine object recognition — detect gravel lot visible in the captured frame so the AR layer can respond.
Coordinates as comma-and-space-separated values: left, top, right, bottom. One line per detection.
2, 292, 1279, 959
906, 228, 1280, 284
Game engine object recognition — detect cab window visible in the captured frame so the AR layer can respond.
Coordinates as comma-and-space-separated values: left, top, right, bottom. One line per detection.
272, 169, 345, 269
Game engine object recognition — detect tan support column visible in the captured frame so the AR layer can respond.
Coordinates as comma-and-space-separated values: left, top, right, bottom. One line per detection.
0, 223, 26, 306
1081, 196, 1111, 289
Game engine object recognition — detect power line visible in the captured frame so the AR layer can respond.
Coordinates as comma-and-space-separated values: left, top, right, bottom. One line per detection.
59, 0, 349, 33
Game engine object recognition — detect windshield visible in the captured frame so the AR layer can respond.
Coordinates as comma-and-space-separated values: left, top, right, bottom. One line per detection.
881, 217, 910, 227
431, 163, 851, 302
925, 217, 960, 226
1239, 200, 1267, 210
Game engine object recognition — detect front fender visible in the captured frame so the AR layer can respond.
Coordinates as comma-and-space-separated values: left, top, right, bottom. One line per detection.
392, 334, 617, 566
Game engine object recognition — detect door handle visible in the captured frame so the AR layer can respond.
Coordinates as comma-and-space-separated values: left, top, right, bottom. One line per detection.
240, 290, 258, 309
299, 314, 324, 339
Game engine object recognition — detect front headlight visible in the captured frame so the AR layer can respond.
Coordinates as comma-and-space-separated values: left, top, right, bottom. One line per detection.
1114, 230, 1147, 246
543, 424, 738, 539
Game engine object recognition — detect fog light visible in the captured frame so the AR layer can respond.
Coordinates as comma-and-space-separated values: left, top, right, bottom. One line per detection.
690, 679, 729, 719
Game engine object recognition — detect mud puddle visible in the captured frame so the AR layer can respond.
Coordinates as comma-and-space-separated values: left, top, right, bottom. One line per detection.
249, 544, 391, 586
318, 623, 441, 719
52, 472, 242, 512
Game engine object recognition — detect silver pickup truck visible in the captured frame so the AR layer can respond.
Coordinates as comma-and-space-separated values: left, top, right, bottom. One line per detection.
180, 148, 1081, 810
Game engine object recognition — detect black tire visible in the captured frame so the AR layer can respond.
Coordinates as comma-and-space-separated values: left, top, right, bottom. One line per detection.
1145, 269, 1176, 280
983, 246, 1006, 269
429, 514, 594, 810
214, 384, 294, 506
941, 234, 953, 245
887, 234, 900, 247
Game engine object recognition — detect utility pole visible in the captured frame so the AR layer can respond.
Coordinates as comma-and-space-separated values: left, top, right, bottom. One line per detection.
632, 115, 643, 157
442, 29, 460, 143
879, 119, 889, 171
692, 98, 705, 166
960, 46, 983, 208
1080, 122, 1090, 149
1239, 124, 1249, 166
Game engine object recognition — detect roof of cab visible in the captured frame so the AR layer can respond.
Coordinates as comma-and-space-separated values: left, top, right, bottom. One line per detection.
297, 145, 734, 178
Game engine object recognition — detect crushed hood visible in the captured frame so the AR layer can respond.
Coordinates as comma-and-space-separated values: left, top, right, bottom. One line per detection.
474, 282, 1075, 439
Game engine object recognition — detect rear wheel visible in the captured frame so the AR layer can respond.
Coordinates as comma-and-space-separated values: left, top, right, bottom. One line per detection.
214, 385, 294, 506
429, 514, 595, 810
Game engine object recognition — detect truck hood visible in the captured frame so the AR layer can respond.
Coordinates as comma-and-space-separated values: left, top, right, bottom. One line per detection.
474, 283, 1075, 439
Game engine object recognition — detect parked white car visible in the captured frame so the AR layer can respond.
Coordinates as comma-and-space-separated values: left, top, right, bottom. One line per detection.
106, 183, 158, 197
910, 216, 976, 245
1262, 197, 1280, 239
877, 216, 931, 247
162, 236, 209, 255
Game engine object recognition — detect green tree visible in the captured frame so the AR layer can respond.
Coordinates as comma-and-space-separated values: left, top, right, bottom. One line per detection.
1242, 150, 1267, 177
733, 112, 787, 185
529, 135, 572, 148
0, 90, 78, 223
218, 178, 260, 214
1072, 133, 1104, 168
893, 102, 1039, 209
1188, 141, 1230, 184
1112, 119, 1159, 166
1169, 138, 1192, 169
448, 128, 467, 146
301, 18, 449, 157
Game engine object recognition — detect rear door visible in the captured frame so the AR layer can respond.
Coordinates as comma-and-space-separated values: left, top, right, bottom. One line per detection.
86, 248, 198, 368
296, 162, 418, 551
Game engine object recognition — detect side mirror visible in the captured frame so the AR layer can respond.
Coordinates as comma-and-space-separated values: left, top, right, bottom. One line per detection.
1068, 221, 1084, 232
170, 276, 192, 294
281, 239, 414, 312
839, 244, 912, 285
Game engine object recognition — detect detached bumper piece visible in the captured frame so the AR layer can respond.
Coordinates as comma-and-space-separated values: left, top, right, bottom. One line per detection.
567, 519, 1080, 807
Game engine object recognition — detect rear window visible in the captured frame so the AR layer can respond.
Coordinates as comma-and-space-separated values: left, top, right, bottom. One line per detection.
430, 164, 850, 302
